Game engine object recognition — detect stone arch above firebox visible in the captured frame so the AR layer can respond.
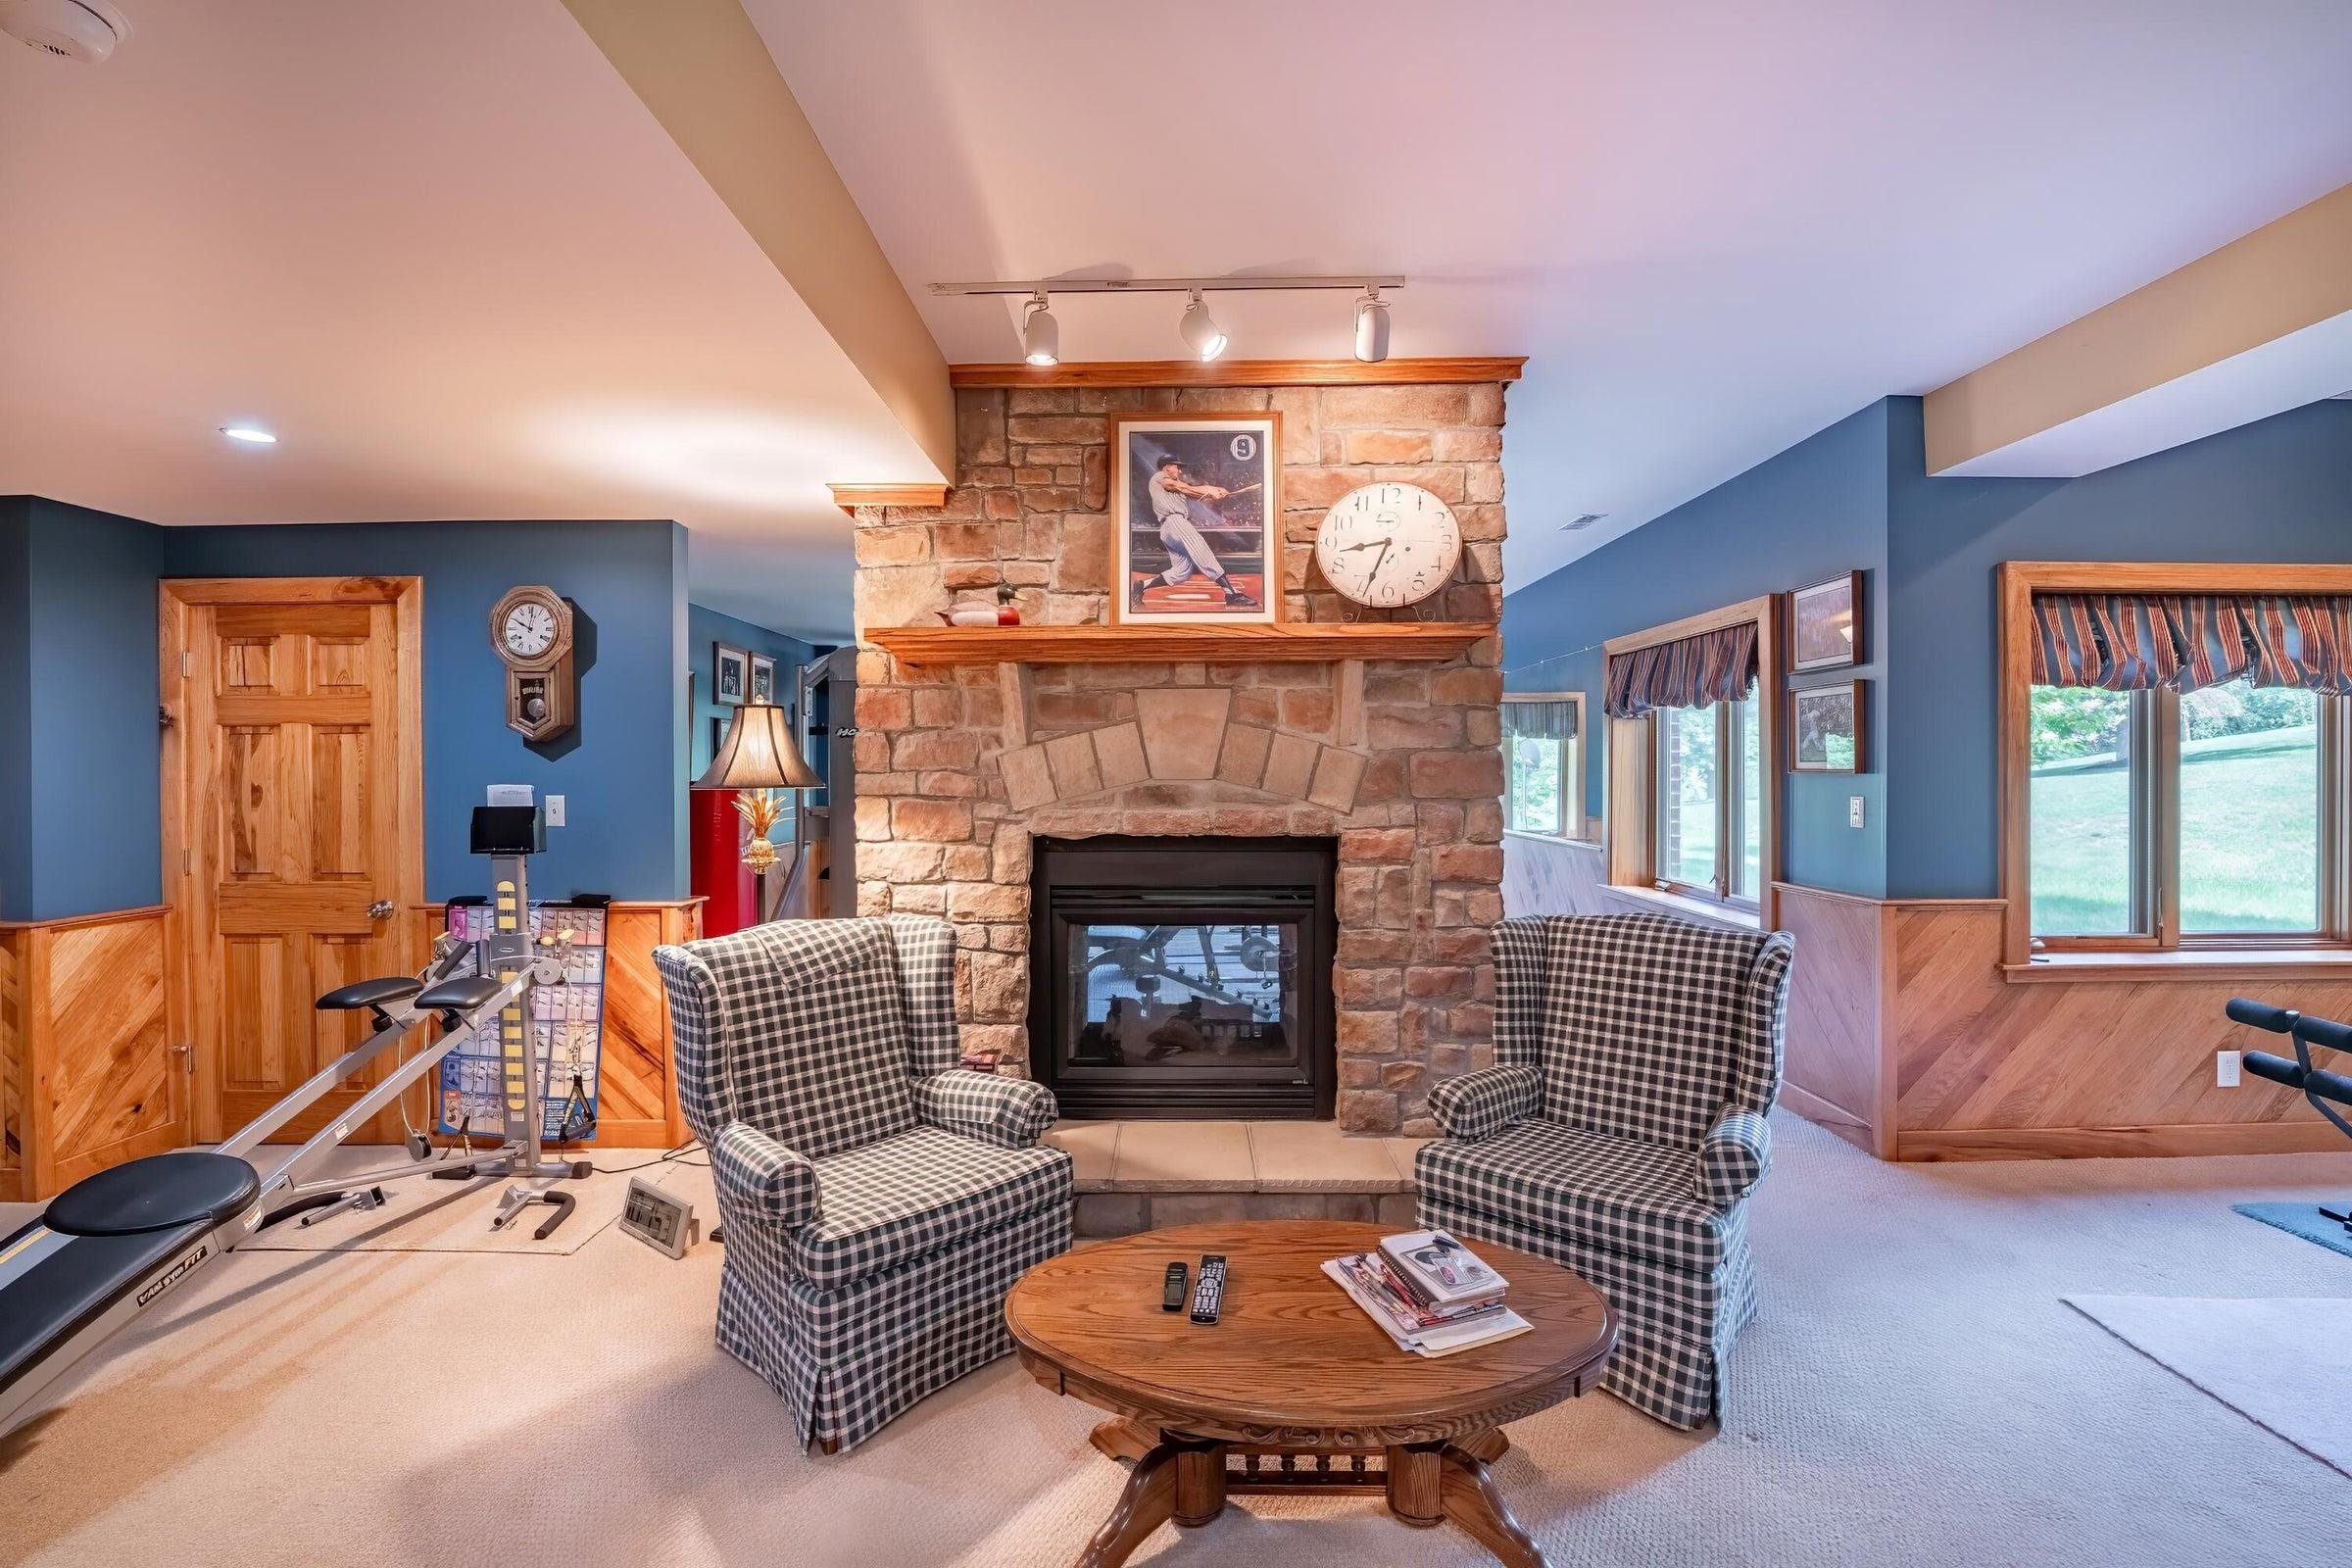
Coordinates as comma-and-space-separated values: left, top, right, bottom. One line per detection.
998, 685, 1367, 815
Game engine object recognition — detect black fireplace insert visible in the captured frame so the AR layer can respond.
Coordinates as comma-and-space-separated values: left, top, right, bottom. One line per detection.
1028, 836, 1336, 1120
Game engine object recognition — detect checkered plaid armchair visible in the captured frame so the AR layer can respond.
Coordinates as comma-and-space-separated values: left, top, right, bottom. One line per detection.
1416, 912, 1793, 1430
654, 915, 1072, 1452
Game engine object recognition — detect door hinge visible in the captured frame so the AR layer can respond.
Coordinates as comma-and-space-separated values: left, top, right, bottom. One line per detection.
179, 652, 194, 677
182, 849, 193, 876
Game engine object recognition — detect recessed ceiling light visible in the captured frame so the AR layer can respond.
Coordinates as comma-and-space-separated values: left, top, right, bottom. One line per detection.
220, 425, 277, 445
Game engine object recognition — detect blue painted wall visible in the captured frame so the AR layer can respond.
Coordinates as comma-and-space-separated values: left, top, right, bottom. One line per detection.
1884, 396, 2352, 897
155, 520, 692, 902
686, 604, 821, 778
1501, 396, 2352, 906
1499, 402, 1894, 897
0, 499, 35, 918
0, 497, 169, 921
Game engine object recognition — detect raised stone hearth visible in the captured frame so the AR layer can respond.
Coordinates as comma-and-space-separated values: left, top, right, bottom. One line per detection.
1048, 1119, 1426, 1238
852, 379, 1512, 1134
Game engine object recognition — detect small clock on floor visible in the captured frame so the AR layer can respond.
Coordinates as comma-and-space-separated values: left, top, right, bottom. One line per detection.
488, 584, 576, 742
1313, 481, 1464, 613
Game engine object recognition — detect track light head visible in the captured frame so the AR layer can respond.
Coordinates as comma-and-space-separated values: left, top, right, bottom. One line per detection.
1178, 289, 1227, 362
1021, 290, 1059, 367
1352, 286, 1390, 363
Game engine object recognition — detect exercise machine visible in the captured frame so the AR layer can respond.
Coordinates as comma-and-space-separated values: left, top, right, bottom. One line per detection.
0, 806, 589, 1437
2226, 996, 2352, 1231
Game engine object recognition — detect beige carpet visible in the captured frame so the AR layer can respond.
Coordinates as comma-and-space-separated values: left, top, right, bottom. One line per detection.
4, 1117, 2350, 1567
233, 1148, 697, 1256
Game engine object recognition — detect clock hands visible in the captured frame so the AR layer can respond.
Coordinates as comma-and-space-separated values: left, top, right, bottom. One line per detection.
1337, 535, 1394, 552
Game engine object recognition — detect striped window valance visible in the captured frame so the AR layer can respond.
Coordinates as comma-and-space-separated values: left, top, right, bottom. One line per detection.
1502, 698, 1578, 742
2032, 593, 2352, 694
1603, 621, 1758, 718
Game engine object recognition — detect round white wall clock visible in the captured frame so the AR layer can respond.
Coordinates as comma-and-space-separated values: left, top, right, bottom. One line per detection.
1313, 482, 1464, 610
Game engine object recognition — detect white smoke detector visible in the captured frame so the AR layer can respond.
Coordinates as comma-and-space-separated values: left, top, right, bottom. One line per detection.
1, 0, 131, 64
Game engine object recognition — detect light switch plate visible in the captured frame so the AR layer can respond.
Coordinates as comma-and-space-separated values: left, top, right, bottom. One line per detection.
2216, 1050, 2241, 1088
1848, 796, 1866, 828
546, 795, 566, 827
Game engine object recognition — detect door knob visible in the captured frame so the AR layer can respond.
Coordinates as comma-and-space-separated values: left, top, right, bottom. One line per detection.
368, 900, 395, 920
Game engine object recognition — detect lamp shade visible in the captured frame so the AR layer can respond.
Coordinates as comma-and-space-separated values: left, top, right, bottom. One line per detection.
694, 702, 822, 791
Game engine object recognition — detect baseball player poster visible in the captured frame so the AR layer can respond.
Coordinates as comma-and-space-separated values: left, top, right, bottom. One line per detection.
1110, 414, 1283, 624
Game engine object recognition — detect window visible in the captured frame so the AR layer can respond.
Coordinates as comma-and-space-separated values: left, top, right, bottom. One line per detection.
2028, 674, 2342, 947
2000, 563, 2352, 968
1655, 693, 1763, 906
1502, 694, 1584, 839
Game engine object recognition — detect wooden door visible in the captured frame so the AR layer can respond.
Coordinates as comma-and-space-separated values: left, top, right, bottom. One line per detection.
162, 578, 423, 1143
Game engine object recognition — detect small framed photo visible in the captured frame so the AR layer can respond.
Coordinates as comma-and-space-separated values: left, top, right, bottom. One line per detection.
1791, 681, 1865, 773
1789, 570, 1861, 671
713, 644, 749, 706
749, 654, 777, 705
1110, 413, 1283, 626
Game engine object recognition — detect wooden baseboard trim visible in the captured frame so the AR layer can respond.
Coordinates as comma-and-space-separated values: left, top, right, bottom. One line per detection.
1780, 1082, 1879, 1156
1896, 1122, 2352, 1161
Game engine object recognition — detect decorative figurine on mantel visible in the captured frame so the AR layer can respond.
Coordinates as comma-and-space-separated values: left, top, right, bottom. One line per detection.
938, 583, 1022, 626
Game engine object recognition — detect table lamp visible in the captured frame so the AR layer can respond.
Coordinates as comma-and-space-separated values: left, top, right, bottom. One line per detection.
693, 702, 822, 874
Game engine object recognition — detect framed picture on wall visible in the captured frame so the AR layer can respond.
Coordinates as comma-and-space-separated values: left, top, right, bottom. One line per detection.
1109, 413, 1282, 626
1788, 570, 1861, 670
713, 644, 749, 706
750, 654, 777, 705
1790, 680, 1865, 773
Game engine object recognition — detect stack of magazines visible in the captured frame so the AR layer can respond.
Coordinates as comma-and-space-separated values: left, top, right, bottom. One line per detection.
1321, 1229, 1533, 1357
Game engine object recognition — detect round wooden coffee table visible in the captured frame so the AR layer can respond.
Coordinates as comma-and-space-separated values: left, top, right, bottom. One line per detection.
1005, 1219, 1615, 1567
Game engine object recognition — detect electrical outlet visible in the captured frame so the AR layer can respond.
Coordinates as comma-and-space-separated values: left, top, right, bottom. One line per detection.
546, 795, 566, 827
2217, 1050, 2241, 1088
1848, 796, 1865, 828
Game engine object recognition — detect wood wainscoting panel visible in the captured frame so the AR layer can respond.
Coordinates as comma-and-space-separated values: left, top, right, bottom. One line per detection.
0, 906, 181, 1200
1499, 834, 1609, 918
405, 899, 701, 1149
1888, 900, 2352, 1159
1773, 884, 1893, 1157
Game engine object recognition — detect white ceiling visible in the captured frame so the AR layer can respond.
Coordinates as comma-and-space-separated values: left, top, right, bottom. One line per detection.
0, 0, 929, 639
751, 0, 2352, 591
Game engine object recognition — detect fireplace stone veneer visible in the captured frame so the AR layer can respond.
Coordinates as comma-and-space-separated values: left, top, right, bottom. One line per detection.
850, 380, 1510, 1135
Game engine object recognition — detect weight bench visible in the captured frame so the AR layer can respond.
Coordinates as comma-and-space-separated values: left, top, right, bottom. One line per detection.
2228, 997, 2352, 1232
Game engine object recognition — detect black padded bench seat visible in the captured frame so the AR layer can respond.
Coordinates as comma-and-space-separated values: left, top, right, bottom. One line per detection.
316, 976, 422, 1012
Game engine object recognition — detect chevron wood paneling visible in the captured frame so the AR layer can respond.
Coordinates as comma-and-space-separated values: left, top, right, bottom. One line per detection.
1889, 901, 2352, 1159
0, 906, 181, 1200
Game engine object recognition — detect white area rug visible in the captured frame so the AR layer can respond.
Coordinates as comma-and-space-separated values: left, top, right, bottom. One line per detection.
233, 1150, 696, 1257
2065, 1295, 2352, 1477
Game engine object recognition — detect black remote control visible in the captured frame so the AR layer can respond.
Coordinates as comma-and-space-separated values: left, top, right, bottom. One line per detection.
1161, 1261, 1188, 1311
1189, 1254, 1227, 1324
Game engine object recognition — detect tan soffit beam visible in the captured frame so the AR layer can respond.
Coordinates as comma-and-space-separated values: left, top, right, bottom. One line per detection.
1924, 182, 2352, 477
561, 0, 954, 482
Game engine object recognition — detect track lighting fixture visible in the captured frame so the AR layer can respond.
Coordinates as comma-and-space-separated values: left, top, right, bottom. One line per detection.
1178, 289, 1227, 362
929, 275, 1403, 364
1021, 290, 1059, 367
1352, 286, 1391, 363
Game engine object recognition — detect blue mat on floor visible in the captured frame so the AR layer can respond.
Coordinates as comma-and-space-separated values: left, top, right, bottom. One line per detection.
2234, 1201, 2352, 1260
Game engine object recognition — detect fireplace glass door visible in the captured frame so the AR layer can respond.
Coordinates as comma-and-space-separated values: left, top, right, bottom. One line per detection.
1063, 919, 1304, 1084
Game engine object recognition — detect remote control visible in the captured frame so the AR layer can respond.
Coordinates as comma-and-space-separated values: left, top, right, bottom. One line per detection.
1189, 1254, 1227, 1325
1161, 1261, 1188, 1311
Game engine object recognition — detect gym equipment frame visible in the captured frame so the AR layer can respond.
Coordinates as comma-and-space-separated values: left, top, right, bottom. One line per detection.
0, 807, 590, 1437
2228, 996, 2352, 1232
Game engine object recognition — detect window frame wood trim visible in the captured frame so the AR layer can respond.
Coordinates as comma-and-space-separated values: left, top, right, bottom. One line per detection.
1996, 560, 2352, 968
1500, 691, 1587, 841
1603, 592, 1782, 926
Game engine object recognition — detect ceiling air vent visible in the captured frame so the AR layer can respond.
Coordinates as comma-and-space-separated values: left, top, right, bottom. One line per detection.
1559, 513, 1606, 532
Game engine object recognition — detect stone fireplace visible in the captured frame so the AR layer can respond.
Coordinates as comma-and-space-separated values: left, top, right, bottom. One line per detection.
850, 378, 1509, 1135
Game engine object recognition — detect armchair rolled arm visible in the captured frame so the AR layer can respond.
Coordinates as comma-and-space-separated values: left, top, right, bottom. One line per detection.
1429, 1064, 1544, 1141
1695, 1108, 1772, 1205
709, 1121, 821, 1224
913, 1068, 1058, 1149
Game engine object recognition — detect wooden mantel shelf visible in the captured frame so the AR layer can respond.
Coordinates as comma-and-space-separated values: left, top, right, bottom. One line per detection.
866, 621, 1491, 667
